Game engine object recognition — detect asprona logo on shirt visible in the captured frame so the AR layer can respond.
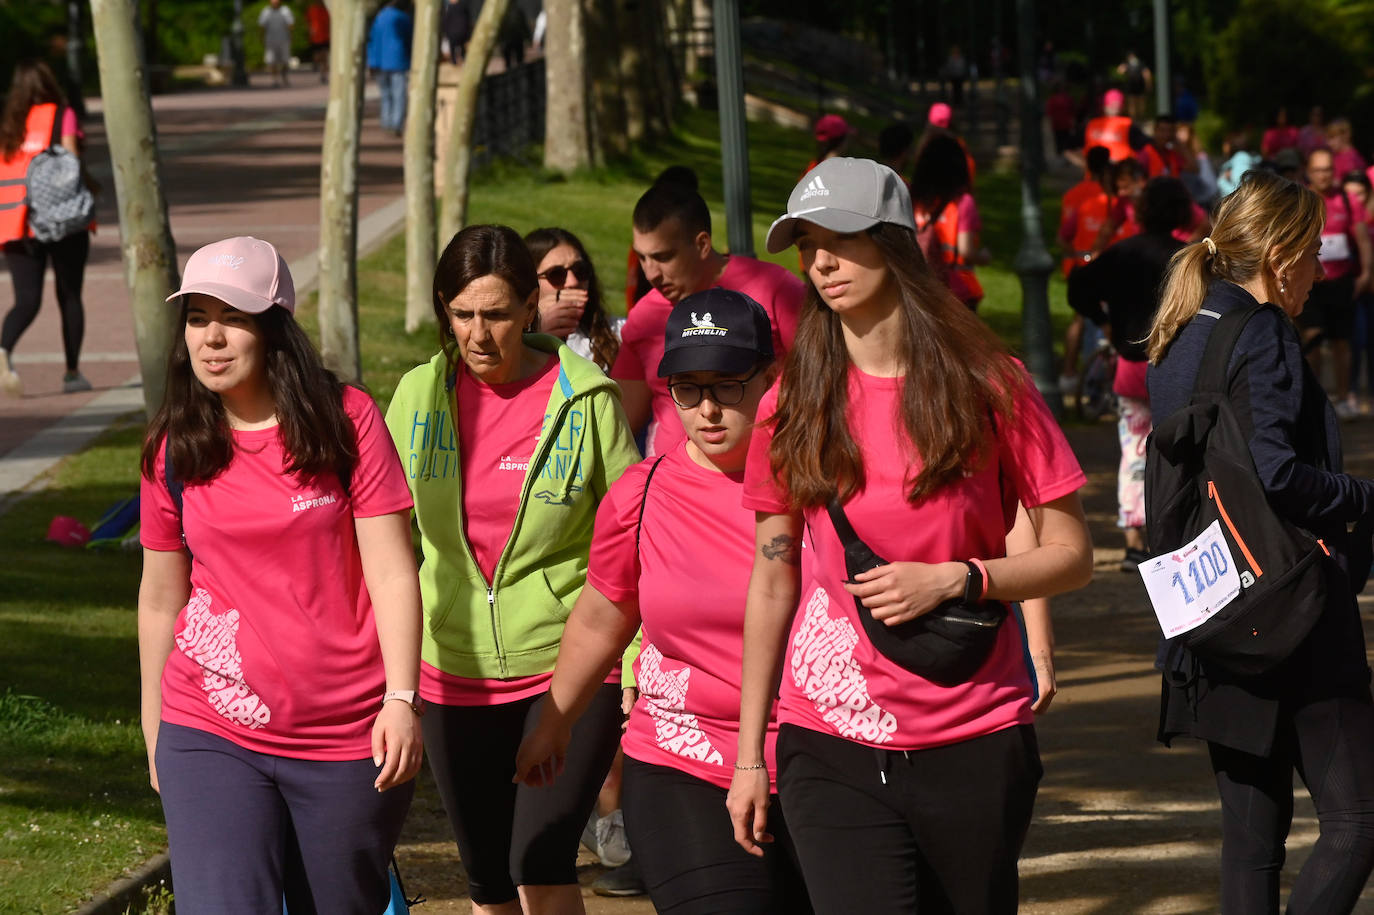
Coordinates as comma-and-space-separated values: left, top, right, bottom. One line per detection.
176, 588, 272, 730
790, 587, 897, 744
497, 454, 530, 472
638, 643, 724, 765
291, 491, 337, 513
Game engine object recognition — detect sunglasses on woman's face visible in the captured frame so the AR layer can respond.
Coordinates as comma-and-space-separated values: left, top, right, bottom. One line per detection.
538, 261, 591, 288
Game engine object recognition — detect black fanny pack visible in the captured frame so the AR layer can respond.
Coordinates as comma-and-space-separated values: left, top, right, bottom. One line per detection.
828, 498, 1006, 686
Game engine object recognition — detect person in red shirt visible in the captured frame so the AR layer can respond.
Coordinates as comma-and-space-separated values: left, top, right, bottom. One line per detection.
1095, 158, 1148, 252
1083, 88, 1134, 163
1138, 113, 1189, 178
730, 156, 1091, 914
515, 289, 813, 914
1057, 146, 1113, 392
614, 181, 803, 457
305, 0, 330, 80
1261, 106, 1299, 159
1046, 80, 1076, 160
1302, 147, 1373, 418
138, 237, 422, 913
911, 132, 988, 309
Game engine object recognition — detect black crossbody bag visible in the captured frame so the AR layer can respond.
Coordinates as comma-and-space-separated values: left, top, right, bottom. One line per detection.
827, 497, 1006, 686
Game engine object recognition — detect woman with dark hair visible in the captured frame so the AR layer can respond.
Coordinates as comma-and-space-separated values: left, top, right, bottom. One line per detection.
0, 58, 93, 396
524, 226, 623, 373
910, 131, 989, 309
727, 158, 1093, 914
1147, 170, 1374, 914
385, 224, 640, 915
137, 237, 422, 913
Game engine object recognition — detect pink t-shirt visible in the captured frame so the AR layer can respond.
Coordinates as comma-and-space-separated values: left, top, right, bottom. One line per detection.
589, 446, 780, 791
140, 386, 414, 760
1319, 187, 1368, 279
742, 365, 1086, 751
1334, 148, 1368, 182
421, 355, 617, 707
457, 355, 559, 581
611, 256, 804, 457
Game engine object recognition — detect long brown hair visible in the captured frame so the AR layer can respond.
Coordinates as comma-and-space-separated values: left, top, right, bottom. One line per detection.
1147, 170, 1324, 363
140, 302, 357, 488
523, 226, 620, 371
768, 222, 1022, 509
0, 60, 64, 159
433, 224, 539, 377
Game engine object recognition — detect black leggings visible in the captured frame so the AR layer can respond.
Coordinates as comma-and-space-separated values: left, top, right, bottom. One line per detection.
777, 723, 1041, 915
1208, 693, 1374, 914
422, 684, 623, 905
2, 233, 90, 371
621, 756, 813, 914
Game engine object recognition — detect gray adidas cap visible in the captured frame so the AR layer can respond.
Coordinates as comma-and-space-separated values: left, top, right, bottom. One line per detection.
765, 157, 917, 254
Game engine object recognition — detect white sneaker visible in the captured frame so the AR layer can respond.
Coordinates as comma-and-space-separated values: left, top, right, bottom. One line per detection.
581, 809, 632, 868
1335, 398, 1360, 422
0, 348, 21, 397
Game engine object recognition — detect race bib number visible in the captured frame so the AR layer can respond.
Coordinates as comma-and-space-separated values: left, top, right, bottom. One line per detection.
1138, 521, 1243, 638
1320, 231, 1351, 264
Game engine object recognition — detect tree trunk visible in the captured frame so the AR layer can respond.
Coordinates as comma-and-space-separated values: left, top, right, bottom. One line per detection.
439, 0, 508, 242
405, 0, 440, 333
587, 0, 627, 160
89, 0, 179, 416
317, 0, 372, 382
542, 0, 592, 173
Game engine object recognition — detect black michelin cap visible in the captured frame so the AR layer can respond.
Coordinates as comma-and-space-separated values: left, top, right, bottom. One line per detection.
657, 287, 774, 377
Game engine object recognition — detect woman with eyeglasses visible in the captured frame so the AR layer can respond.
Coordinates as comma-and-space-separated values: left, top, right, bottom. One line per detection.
525, 227, 624, 373
513, 289, 812, 914
386, 224, 641, 915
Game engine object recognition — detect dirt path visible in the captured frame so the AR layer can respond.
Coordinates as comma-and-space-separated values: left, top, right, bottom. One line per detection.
392, 416, 1374, 914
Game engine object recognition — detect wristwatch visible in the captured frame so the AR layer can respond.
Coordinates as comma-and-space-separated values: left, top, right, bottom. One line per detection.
960, 560, 984, 604
382, 689, 425, 717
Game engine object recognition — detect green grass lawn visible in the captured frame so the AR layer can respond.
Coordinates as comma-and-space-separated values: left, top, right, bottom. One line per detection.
0, 102, 1077, 912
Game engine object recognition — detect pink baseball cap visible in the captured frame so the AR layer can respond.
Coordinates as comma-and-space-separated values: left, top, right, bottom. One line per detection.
46, 515, 90, 547
166, 236, 296, 315
814, 114, 853, 144
1103, 89, 1125, 110
928, 102, 953, 128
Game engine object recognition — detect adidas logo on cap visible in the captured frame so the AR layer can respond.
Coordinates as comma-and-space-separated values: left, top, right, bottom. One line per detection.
799, 175, 830, 202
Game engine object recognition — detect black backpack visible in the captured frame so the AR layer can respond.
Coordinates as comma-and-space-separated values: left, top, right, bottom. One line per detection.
1144, 303, 1328, 677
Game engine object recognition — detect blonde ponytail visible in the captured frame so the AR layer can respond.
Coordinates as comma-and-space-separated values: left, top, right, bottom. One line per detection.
1146, 170, 1324, 364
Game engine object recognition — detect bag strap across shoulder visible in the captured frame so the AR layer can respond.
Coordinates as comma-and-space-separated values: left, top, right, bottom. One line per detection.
825, 496, 860, 549
634, 454, 669, 553
1192, 302, 1266, 397
46, 105, 65, 150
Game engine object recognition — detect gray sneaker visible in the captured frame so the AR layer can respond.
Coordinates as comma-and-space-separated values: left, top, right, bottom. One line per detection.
592, 859, 645, 897
62, 371, 92, 393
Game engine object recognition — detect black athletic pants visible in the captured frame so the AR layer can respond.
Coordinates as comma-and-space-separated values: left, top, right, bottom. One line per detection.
621, 756, 813, 914
1208, 693, 1374, 914
422, 684, 623, 905
776, 723, 1042, 915
2, 233, 90, 371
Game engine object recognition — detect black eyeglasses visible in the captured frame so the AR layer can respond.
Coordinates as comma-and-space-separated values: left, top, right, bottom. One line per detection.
668, 368, 762, 409
538, 261, 591, 288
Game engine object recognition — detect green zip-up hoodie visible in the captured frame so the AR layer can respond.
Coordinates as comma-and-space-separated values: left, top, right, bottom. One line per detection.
385, 335, 640, 679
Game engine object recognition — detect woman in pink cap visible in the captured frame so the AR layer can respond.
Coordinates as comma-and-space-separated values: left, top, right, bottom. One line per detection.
137, 236, 423, 913
801, 113, 852, 179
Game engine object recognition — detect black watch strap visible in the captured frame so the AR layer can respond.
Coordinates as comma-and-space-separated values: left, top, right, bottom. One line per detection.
960, 560, 983, 604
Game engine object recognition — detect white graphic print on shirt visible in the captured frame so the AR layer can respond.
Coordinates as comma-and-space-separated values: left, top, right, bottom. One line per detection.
175, 588, 273, 729
638, 643, 725, 765
790, 586, 897, 744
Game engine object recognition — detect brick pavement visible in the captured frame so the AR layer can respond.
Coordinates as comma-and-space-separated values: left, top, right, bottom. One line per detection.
0, 73, 408, 466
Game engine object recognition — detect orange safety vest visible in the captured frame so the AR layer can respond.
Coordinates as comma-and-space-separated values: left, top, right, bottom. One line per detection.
0, 103, 58, 243
1140, 144, 1183, 178
1062, 190, 1110, 277
917, 200, 984, 304
1083, 115, 1133, 163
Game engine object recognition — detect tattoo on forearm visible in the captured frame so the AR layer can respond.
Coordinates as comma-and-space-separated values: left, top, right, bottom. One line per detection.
761, 534, 801, 565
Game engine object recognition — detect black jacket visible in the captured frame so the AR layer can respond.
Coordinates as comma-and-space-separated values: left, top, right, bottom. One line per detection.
1147, 281, 1374, 755
1067, 231, 1183, 363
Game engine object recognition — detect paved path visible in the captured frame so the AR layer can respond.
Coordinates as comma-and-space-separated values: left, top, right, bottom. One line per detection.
0, 73, 408, 497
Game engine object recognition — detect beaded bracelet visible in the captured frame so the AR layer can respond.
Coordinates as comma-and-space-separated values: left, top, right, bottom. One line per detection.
734, 762, 767, 771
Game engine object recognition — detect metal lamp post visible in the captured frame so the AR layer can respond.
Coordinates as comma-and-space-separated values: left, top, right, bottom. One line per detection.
713, 0, 755, 257
1013, 0, 1059, 414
